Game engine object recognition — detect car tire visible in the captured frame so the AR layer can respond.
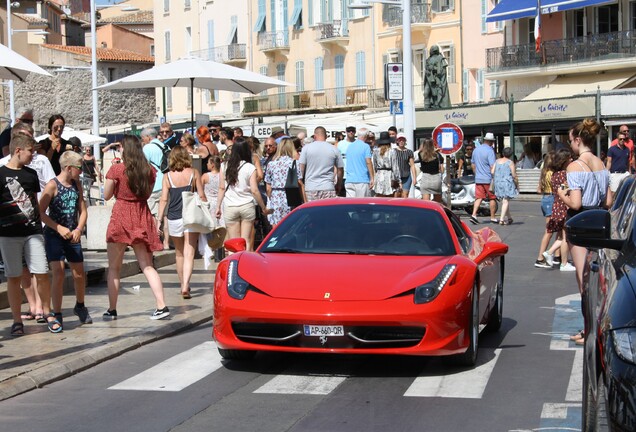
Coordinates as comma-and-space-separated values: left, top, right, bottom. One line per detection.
486, 257, 504, 332
218, 348, 256, 360
450, 282, 479, 367
594, 374, 609, 431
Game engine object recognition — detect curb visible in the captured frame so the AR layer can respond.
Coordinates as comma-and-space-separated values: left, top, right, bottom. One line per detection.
0, 308, 212, 401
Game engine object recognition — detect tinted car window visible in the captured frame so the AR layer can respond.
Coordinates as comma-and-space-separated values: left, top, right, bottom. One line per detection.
445, 209, 471, 253
261, 204, 454, 256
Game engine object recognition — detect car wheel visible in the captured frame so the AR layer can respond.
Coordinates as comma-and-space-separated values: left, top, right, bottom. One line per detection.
594, 374, 609, 431
218, 348, 256, 360
486, 257, 504, 332
450, 282, 479, 367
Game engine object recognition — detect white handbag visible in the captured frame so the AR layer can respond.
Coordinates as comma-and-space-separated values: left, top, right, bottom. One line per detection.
182, 189, 215, 233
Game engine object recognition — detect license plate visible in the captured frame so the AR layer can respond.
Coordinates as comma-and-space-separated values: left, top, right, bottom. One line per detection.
303, 325, 344, 337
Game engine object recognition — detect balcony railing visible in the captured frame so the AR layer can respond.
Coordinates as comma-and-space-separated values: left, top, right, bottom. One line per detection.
487, 30, 636, 73
384, 2, 432, 26
242, 85, 430, 115
317, 20, 348, 40
190, 44, 246, 63
243, 86, 371, 114
258, 31, 290, 51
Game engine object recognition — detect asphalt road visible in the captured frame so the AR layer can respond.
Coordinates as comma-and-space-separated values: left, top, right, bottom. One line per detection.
0, 202, 584, 432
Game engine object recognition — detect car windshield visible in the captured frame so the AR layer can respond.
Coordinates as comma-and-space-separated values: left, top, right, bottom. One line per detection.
260, 204, 454, 256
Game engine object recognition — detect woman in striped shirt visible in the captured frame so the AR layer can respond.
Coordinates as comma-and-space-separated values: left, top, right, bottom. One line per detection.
394, 133, 417, 198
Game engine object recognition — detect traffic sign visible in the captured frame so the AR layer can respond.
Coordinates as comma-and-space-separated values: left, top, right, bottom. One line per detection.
385, 63, 403, 101
390, 101, 403, 115
432, 122, 464, 156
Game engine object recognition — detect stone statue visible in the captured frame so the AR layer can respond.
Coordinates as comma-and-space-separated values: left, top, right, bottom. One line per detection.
424, 45, 451, 109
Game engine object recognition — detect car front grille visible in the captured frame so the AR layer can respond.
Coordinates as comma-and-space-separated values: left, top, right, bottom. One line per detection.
231, 322, 425, 349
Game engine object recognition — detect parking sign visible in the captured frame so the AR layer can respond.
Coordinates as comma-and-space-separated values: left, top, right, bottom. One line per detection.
385, 63, 403, 101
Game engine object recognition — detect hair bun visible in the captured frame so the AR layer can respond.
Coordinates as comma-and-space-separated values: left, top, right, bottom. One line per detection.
582, 118, 601, 137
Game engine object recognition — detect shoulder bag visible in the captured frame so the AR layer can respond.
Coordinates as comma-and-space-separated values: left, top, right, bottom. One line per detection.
182, 173, 216, 233
285, 160, 303, 208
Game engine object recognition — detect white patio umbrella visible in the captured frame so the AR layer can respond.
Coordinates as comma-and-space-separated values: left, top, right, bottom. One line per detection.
97, 57, 293, 129
0, 43, 52, 81
35, 127, 107, 147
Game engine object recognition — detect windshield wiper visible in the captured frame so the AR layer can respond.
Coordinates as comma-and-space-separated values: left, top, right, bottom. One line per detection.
264, 247, 303, 253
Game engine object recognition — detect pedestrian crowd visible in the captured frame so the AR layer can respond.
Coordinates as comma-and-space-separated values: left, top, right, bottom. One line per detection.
1, 110, 630, 343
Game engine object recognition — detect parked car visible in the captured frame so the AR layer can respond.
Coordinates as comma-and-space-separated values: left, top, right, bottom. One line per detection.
566, 175, 636, 431
213, 198, 508, 367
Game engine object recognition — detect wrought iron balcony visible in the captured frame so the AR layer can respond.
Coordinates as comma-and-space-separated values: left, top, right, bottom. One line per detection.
316, 20, 349, 41
190, 44, 246, 63
383, 2, 432, 27
243, 86, 371, 115
258, 31, 290, 53
487, 30, 636, 73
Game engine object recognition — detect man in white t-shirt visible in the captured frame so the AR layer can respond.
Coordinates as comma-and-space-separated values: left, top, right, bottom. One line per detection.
299, 126, 344, 201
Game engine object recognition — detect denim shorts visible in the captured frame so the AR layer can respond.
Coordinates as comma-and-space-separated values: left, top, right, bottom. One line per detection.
44, 231, 84, 263
401, 175, 413, 190
541, 194, 554, 217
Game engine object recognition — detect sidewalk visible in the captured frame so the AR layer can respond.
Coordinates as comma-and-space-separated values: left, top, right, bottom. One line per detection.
0, 251, 216, 401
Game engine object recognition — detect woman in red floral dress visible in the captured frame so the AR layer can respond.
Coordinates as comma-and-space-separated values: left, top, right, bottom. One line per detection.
544, 148, 573, 272
103, 135, 169, 320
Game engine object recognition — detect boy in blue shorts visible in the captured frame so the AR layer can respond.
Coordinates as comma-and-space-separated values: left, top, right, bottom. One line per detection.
39, 151, 91, 327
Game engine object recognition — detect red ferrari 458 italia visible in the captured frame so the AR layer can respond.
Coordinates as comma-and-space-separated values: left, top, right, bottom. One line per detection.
213, 199, 508, 366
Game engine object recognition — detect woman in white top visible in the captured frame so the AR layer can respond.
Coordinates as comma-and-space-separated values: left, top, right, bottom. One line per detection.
216, 139, 271, 251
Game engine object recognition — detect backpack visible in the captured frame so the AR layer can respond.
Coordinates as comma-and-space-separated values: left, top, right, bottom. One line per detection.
152, 141, 170, 173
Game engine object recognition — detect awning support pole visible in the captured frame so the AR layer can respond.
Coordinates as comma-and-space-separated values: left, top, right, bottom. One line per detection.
509, 95, 515, 155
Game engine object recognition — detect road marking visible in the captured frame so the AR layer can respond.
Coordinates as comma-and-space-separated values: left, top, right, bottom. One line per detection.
253, 375, 347, 395
541, 403, 582, 419
403, 349, 501, 398
109, 341, 223, 392
566, 349, 583, 402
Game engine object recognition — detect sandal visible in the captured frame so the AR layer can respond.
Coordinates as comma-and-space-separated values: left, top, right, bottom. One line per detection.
570, 330, 584, 341
181, 291, 192, 299
20, 311, 35, 320
35, 313, 46, 323
10, 322, 24, 336
499, 220, 509, 225
46, 314, 63, 334
507, 218, 514, 224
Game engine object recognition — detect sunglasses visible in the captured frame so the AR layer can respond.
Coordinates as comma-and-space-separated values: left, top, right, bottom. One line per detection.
160, 130, 171, 134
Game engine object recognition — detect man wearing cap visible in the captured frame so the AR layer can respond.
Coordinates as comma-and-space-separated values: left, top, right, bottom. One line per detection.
0, 108, 34, 157
345, 128, 374, 197
469, 132, 497, 224
300, 126, 344, 201
337, 126, 357, 197
271, 126, 286, 141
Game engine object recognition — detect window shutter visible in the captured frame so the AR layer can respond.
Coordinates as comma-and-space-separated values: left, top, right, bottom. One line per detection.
462, 69, 469, 103
447, 45, 455, 83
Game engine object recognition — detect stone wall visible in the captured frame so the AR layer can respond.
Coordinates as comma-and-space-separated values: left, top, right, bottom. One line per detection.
3, 62, 156, 135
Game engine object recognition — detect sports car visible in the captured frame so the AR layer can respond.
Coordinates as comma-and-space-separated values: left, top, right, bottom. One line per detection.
213, 198, 508, 366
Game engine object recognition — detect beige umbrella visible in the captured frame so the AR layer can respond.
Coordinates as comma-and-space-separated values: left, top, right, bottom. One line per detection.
0, 43, 52, 81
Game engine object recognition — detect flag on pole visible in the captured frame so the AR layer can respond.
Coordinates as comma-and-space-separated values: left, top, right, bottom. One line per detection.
534, 2, 541, 53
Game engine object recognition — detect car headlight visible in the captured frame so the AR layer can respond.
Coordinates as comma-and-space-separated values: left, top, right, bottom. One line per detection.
227, 260, 250, 300
414, 264, 457, 304
612, 328, 636, 364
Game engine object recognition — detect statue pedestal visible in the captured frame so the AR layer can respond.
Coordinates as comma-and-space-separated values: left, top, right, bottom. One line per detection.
86, 205, 112, 250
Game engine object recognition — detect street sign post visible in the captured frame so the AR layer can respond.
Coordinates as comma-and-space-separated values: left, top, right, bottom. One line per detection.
432, 123, 464, 208
384, 63, 403, 101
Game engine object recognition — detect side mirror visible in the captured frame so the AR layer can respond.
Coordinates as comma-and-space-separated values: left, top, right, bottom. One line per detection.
566, 209, 624, 250
475, 241, 508, 263
224, 238, 247, 253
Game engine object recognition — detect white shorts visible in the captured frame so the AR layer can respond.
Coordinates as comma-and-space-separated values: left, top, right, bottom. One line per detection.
167, 218, 194, 238
0, 234, 49, 278
609, 172, 630, 193
224, 202, 256, 223
345, 183, 371, 198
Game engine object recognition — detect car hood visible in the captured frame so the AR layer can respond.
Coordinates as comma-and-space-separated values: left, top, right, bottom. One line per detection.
237, 253, 453, 301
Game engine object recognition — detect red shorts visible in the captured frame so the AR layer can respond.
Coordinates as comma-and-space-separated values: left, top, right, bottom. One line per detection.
475, 183, 496, 200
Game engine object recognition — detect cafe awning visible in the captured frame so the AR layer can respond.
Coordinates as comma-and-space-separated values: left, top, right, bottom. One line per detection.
487, 0, 617, 23
523, 72, 636, 100
486, 0, 536, 23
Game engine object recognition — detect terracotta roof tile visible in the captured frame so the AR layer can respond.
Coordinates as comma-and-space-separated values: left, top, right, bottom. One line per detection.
99, 10, 153, 25
13, 13, 48, 25
42, 44, 154, 63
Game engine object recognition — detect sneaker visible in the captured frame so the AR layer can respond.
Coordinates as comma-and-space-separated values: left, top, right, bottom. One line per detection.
469, 216, 479, 225
74, 304, 93, 324
535, 259, 551, 269
103, 309, 118, 320
542, 252, 554, 267
560, 263, 576, 272
150, 306, 170, 320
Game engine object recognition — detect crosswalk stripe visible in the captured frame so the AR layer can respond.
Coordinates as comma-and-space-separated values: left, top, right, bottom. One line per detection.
109, 341, 222, 392
253, 375, 347, 395
403, 349, 502, 398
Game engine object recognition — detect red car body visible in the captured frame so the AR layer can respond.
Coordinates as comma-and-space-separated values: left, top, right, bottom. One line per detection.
213, 198, 508, 365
